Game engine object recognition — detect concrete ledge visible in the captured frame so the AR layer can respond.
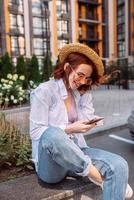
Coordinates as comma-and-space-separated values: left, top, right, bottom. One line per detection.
0, 174, 102, 200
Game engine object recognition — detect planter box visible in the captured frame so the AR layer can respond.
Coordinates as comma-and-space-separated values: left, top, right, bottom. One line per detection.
1, 106, 30, 134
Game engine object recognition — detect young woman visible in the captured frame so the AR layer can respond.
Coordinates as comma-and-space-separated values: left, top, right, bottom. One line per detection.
30, 43, 133, 200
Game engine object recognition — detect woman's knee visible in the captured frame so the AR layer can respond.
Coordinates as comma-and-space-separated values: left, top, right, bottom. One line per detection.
106, 155, 128, 179
41, 126, 66, 143
113, 155, 128, 173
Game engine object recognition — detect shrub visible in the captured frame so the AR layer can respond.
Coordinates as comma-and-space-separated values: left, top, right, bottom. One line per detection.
27, 55, 41, 83
42, 54, 53, 81
16, 55, 28, 89
0, 112, 32, 170
0, 73, 27, 108
0, 52, 14, 78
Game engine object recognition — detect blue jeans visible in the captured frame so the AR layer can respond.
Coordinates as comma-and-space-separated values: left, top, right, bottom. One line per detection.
37, 127, 128, 200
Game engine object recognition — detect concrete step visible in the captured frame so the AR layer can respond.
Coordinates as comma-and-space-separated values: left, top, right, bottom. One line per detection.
0, 174, 102, 200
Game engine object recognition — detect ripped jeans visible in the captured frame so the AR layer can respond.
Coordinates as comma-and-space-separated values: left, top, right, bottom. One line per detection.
37, 127, 128, 200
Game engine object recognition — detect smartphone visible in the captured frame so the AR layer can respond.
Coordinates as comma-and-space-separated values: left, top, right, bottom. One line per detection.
86, 117, 104, 125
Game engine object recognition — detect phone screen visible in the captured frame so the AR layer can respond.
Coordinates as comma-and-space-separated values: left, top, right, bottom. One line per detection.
86, 117, 104, 125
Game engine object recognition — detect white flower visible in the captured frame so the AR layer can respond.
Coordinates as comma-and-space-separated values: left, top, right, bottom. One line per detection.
19, 91, 24, 96
5, 97, 9, 102
13, 99, 18, 104
19, 97, 23, 101
33, 84, 37, 89
0, 93, 3, 96
7, 74, 13, 79
9, 81, 13, 85
1, 78, 5, 83
19, 75, 25, 80
10, 95, 14, 100
18, 87, 23, 91
3, 79, 8, 83
0, 84, 2, 88
12, 74, 18, 81
29, 80, 34, 86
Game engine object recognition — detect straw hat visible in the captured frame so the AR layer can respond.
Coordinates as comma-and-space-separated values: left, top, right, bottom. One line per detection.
59, 43, 104, 76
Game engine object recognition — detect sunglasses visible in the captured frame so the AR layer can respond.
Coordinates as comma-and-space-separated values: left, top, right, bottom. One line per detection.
68, 64, 92, 85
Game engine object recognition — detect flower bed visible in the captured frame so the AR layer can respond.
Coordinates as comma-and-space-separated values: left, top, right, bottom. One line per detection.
0, 74, 37, 109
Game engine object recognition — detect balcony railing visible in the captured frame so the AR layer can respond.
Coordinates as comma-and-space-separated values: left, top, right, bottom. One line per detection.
78, 0, 100, 5
33, 30, 51, 38
10, 28, 24, 36
58, 33, 70, 40
8, 4, 23, 14
117, 0, 125, 5
42, 9, 50, 18
86, 13, 98, 21
60, 13, 70, 20
79, 31, 99, 41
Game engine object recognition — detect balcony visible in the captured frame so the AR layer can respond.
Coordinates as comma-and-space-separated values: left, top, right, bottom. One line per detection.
78, 0, 101, 6
79, 31, 100, 42
10, 28, 24, 36
11, 51, 20, 57
86, 13, 98, 21
58, 33, 70, 40
42, 9, 50, 18
33, 30, 51, 38
60, 13, 70, 20
8, 4, 23, 14
79, 15, 100, 24
79, 13, 98, 21
117, 0, 125, 6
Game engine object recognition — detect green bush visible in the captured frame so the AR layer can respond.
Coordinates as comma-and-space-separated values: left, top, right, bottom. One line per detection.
27, 55, 41, 83
0, 52, 14, 78
0, 113, 32, 170
42, 54, 53, 81
0, 74, 27, 108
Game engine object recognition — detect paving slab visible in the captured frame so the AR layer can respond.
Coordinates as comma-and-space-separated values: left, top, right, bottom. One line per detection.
0, 174, 102, 200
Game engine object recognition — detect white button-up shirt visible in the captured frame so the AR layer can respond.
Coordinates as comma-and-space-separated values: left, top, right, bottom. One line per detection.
30, 79, 96, 171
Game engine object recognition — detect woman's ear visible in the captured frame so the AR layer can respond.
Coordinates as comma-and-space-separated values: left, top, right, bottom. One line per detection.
64, 63, 70, 71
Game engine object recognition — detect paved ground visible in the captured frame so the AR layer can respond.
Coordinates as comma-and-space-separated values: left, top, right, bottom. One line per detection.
87, 88, 134, 135
1, 88, 134, 200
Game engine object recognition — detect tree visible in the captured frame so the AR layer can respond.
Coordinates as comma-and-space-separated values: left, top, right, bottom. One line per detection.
42, 54, 53, 81
0, 58, 2, 79
1, 52, 14, 78
16, 55, 26, 76
26, 55, 41, 83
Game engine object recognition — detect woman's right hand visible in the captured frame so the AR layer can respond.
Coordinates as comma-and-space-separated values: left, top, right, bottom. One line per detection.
65, 120, 96, 134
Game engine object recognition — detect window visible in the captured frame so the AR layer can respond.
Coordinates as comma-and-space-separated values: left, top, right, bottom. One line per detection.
117, 42, 125, 57
32, 1, 42, 15
11, 36, 25, 55
58, 40, 68, 49
10, 14, 24, 34
33, 38, 49, 56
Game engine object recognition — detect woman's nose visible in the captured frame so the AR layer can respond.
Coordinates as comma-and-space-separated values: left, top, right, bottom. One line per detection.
79, 78, 86, 85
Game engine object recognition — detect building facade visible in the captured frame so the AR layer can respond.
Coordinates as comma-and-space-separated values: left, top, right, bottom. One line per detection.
0, 0, 134, 66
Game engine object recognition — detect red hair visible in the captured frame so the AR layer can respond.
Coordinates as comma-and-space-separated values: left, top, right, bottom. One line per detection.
53, 52, 101, 91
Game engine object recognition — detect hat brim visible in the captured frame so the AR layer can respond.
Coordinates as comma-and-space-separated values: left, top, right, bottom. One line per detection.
59, 43, 104, 76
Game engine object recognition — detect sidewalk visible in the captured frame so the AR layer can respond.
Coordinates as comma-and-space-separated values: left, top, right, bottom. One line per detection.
0, 89, 134, 200
85, 89, 134, 136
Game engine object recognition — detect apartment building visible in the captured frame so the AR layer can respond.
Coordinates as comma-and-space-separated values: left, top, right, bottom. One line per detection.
108, 0, 134, 66
0, 0, 134, 66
